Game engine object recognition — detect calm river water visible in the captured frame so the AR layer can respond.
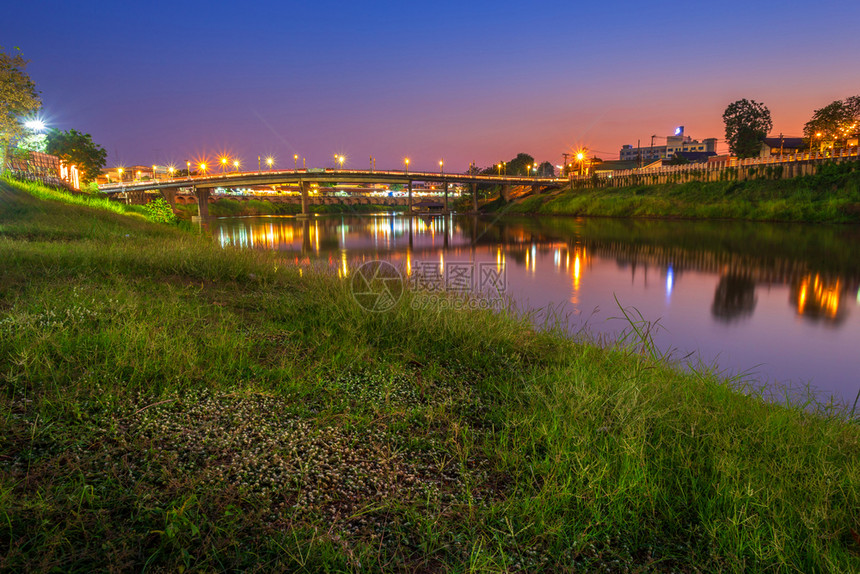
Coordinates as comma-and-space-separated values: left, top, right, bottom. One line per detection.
209, 214, 860, 407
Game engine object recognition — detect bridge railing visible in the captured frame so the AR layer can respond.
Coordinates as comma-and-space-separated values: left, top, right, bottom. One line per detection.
98, 168, 564, 192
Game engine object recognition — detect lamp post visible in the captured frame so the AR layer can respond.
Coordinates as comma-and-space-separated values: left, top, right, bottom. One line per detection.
439, 158, 444, 175
338, 156, 344, 170
266, 156, 274, 171
168, 166, 175, 179
404, 158, 410, 175
186, 161, 191, 178
294, 154, 298, 170
199, 163, 207, 176
117, 167, 124, 183
220, 157, 228, 173
233, 160, 240, 172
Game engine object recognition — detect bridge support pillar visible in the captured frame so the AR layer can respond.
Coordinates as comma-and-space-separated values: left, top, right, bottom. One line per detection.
193, 187, 211, 221
443, 182, 449, 214
299, 181, 310, 216
407, 180, 413, 213
471, 183, 478, 212
501, 185, 511, 203
531, 184, 541, 195
160, 187, 176, 207
127, 189, 147, 205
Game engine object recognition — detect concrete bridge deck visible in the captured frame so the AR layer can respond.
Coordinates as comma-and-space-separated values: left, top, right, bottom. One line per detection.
99, 168, 562, 218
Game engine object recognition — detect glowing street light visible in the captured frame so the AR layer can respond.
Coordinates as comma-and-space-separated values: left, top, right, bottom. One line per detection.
116, 167, 124, 183
168, 166, 175, 178
404, 157, 410, 175
24, 118, 46, 132
220, 157, 228, 173
233, 160, 240, 171
294, 154, 299, 169
199, 163, 208, 175
266, 156, 274, 170
186, 160, 191, 177
439, 158, 444, 175
338, 155, 344, 170
576, 151, 587, 176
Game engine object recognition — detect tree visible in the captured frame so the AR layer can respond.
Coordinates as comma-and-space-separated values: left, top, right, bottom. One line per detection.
537, 161, 554, 177
45, 129, 108, 183
722, 99, 773, 158
803, 96, 860, 152
0, 46, 41, 169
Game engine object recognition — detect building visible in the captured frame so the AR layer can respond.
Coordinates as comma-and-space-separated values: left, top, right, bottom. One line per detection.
620, 129, 718, 164
4, 149, 80, 190
592, 160, 639, 174
759, 136, 806, 158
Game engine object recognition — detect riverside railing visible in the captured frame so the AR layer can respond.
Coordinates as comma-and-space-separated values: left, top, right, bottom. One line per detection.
569, 147, 860, 189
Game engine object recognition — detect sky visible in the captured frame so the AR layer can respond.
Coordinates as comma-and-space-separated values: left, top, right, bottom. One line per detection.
4, 0, 860, 172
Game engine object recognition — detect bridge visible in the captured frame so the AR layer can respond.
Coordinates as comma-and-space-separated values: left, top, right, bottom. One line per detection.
98, 169, 564, 218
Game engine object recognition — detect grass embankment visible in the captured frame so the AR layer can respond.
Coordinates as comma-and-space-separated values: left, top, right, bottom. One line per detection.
1, 177, 859, 572
499, 161, 860, 223
173, 199, 406, 219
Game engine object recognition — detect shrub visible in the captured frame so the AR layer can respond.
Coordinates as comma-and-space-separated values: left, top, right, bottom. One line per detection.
143, 197, 177, 224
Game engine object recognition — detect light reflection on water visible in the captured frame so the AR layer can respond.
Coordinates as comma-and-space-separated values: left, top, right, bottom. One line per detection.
210, 213, 860, 406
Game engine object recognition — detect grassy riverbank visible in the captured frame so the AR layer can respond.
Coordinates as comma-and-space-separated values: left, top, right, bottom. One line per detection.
1, 177, 859, 572
498, 161, 860, 223
172, 198, 406, 219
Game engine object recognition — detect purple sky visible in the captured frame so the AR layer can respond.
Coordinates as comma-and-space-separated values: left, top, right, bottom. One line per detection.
5, 0, 859, 172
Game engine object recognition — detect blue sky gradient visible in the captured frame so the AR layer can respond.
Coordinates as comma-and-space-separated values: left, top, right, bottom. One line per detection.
5, 0, 859, 171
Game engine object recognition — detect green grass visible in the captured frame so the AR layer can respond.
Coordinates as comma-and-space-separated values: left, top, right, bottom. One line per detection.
1, 178, 859, 572
500, 160, 860, 223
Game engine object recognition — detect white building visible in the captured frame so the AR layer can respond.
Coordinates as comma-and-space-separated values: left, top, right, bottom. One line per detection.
620, 128, 718, 163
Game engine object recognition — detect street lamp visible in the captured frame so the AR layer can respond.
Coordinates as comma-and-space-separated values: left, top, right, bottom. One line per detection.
199, 163, 208, 175
186, 161, 191, 177
266, 156, 274, 170
576, 152, 586, 176
220, 157, 228, 173
338, 155, 344, 170
168, 166, 175, 178
404, 158, 410, 175
233, 160, 240, 172
294, 154, 298, 170
439, 158, 444, 175
117, 167, 124, 183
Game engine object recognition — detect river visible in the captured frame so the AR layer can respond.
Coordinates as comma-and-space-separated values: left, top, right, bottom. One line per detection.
209, 213, 860, 408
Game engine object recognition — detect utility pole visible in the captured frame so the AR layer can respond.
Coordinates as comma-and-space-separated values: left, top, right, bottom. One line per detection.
562, 153, 570, 177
